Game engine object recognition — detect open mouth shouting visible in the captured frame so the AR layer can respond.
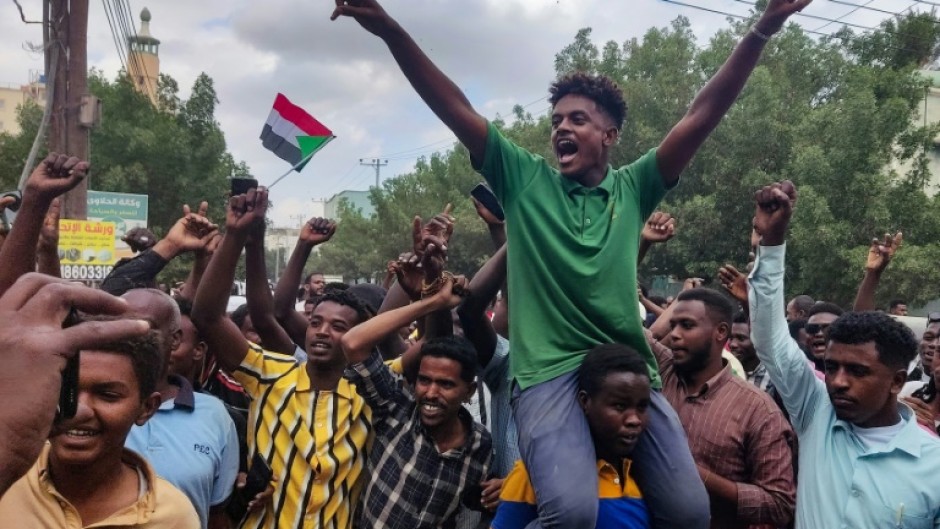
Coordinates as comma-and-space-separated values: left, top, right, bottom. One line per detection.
555, 138, 579, 166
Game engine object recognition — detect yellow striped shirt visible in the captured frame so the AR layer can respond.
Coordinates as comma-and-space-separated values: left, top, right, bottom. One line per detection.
235, 345, 371, 529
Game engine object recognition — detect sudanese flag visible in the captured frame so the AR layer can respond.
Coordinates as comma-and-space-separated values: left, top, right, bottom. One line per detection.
260, 93, 334, 171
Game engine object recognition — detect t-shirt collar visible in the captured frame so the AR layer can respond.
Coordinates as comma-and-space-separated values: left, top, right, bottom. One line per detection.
167, 374, 195, 411
560, 165, 615, 197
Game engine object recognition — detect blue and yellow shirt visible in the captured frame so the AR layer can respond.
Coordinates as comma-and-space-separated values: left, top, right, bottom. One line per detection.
491, 459, 649, 529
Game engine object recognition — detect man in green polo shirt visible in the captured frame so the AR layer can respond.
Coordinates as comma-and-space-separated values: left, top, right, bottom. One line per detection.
333, 1, 812, 527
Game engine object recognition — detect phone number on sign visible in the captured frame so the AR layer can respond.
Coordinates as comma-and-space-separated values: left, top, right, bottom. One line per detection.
62, 265, 113, 281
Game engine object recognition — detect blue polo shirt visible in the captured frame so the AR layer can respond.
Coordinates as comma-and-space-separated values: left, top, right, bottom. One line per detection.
126, 375, 240, 529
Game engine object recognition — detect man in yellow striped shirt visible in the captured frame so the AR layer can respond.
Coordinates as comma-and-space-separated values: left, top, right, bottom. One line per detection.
192, 188, 372, 529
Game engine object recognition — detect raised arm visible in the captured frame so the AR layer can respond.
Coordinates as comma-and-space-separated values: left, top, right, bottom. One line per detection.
332, 0, 488, 164
0, 154, 87, 295
192, 189, 268, 373
458, 245, 507, 368
748, 181, 824, 432
341, 274, 467, 365
273, 217, 336, 347
852, 232, 902, 311
657, 0, 812, 186
245, 220, 295, 355
101, 205, 218, 296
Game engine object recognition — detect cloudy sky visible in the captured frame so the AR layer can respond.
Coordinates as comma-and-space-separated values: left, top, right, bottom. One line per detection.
0, 0, 921, 225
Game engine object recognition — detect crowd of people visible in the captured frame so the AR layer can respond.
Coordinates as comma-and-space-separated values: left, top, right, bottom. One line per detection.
3, 0, 940, 527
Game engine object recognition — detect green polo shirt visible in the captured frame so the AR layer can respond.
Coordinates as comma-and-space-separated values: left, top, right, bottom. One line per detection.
475, 122, 669, 389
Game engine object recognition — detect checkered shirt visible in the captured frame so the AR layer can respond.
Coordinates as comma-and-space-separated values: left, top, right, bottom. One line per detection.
347, 350, 493, 529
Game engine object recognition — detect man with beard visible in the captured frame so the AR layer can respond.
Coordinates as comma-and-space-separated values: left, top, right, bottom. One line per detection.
341, 275, 492, 529
332, 0, 813, 527
651, 288, 795, 529
749, 180, 940, 527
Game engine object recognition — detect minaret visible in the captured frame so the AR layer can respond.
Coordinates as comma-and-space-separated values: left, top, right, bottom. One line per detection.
127, 7, 160, 104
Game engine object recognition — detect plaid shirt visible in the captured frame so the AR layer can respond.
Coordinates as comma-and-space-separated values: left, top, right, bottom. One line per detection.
747, 363, 776, 395
347, 350, 492, 529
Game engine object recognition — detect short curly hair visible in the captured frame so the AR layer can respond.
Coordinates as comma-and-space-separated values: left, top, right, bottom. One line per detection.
828, 311, 918, 371
549, 72, 627, 130
314, 287, 371, 325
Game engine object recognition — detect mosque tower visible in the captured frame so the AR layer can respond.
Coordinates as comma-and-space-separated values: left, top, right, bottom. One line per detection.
126, 7, 160, 104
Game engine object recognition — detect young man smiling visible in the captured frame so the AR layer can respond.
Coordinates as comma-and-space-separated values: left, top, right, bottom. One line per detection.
749, 180, 940, 527
0, 331, 199, 528
333, 1, 812, 527
341, 275, 492, 529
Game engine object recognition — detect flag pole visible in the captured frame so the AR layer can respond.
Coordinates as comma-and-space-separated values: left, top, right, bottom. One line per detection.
267, 149, 317, 189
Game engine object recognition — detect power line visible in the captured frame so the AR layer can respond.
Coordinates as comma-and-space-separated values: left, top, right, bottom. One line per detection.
662, 0, 936, 52
827, 0, 938, 20
813, 0, 876, 32
100, 0, 131, 76
734, 0, 935, 45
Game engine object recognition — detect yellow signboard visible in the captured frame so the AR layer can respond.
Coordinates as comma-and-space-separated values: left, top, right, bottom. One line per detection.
57, 221, 117, 281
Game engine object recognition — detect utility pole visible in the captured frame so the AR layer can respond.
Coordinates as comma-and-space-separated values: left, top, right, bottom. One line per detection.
359, 158, 388, 188
48, 0, 91, 220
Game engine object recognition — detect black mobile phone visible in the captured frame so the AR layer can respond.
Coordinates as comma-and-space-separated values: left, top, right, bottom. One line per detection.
243, 452, 274, 499
470, 183, 505, 221
231, 178, 259, 196
57, 308, 81, 421
0, 190, 22, 230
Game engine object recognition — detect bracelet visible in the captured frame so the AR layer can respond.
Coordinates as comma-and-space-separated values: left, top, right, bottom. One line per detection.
421, 276, 445, 298
750, 26, 771, 42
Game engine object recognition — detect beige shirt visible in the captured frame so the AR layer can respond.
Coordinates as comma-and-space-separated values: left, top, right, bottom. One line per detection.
0, 444, 199, 528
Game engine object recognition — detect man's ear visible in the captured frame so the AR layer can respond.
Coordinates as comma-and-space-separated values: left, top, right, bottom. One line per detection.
577, 389, 590, 414
193, 340, 208, 363
170, 328, 182, 352
603, 126, 620, 147
136, 392, 162, 426
889, 368, 908, 396
715, 322, 730, 344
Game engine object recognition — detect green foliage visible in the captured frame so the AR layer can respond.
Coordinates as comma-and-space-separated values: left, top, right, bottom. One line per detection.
0, 70, 247, 285
0, 100, 43, 191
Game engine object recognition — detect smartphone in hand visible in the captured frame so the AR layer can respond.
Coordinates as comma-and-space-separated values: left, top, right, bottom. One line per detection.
470, 183, 505, 222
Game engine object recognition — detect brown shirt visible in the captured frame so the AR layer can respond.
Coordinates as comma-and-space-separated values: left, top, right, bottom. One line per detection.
648, 332, 796, 529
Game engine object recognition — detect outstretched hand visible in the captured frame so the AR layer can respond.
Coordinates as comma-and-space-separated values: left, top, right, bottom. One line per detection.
642, 211, 676, 244
412, 204, 454, 258
330, 0, 395, 37
25, 153, 90, 202
753, 180, 797, 247
757, 0, 814, 35
865, 232, 902, 274
164, 201, 219, 254
390, 252, 422, 301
